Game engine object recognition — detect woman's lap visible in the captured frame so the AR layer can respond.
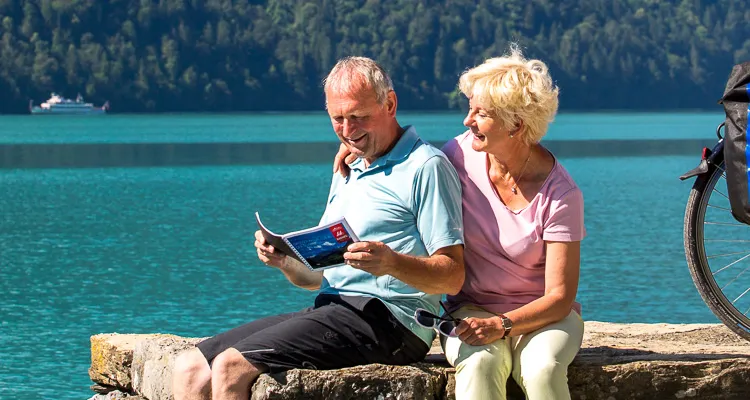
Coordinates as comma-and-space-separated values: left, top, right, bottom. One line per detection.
442, 306, 584, 398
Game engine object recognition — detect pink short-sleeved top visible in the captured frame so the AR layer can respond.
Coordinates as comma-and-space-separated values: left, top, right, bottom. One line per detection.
442, 131, 586, 315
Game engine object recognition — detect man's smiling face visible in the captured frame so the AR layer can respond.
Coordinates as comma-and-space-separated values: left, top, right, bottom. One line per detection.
326, 85, 396, 164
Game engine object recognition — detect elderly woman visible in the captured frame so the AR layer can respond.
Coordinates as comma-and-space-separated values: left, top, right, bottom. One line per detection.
333, 46, 584, 399
439, 47, 585, 400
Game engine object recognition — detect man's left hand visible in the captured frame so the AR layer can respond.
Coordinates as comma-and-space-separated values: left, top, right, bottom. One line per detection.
343, 241, 397, 276
455, 316, 506, 346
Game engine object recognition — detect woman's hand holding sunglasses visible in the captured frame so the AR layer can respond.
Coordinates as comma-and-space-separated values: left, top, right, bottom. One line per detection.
454, 316, 506, 346
413, 301, 463, 337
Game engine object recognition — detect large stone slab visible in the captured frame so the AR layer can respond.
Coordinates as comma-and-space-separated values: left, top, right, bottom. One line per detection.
251, 364, 448, 400
567, 322, 750, 400
87, 390, 147, 400
90, 333, 152, 391
579, 322, 750, 363
89, 322, 750, 400
568, 358, 750, 400
131, 335, 203, 400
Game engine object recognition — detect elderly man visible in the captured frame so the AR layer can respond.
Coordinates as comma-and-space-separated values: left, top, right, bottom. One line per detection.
172, 56, 465, 400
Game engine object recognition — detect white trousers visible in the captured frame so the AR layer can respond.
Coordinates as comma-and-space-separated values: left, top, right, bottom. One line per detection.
443, 306, 584, 400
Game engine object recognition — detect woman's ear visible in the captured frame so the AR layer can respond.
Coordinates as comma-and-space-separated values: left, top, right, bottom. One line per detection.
511, 120, 525, 137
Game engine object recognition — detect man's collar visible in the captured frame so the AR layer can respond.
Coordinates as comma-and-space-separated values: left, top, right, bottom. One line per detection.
385, 125, 419, 163
350, 125, 419, 171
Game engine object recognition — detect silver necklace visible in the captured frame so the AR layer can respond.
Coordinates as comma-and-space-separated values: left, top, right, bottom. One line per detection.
510, 150, 532, 195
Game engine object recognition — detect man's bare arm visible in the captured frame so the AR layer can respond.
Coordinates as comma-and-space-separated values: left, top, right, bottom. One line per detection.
343, 242, 464, 295
276, 257, 323, 290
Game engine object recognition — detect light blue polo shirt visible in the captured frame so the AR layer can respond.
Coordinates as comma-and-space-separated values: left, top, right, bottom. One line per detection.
318, 126, 464, 346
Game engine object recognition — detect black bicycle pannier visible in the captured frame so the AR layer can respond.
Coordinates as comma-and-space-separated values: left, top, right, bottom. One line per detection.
720, 62, 750, 224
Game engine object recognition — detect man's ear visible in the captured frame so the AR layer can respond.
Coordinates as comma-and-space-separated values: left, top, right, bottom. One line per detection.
385, 90, 397, 117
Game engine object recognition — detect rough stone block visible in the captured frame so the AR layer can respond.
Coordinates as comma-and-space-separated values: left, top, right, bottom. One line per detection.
131, 335, 203, 400
90, 333, 152, 391
87, 390, 147, 400
251, 364, 449, 400
88, 322, 750, 400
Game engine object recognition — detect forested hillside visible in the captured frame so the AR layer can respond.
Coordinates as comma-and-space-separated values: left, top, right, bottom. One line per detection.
1, 0, 749, 113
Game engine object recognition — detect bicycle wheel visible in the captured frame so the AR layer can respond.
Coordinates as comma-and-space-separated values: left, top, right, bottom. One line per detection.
684, 157, 750, 340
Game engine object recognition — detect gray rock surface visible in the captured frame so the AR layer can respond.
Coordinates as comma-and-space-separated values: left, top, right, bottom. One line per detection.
87, 390, 146, 400
89, 333, 147, 391
131, 335, 203, 400
251, 364, 448, 400
89, 322, 750, 400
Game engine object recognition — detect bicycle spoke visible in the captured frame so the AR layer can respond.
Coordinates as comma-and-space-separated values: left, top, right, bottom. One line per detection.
721, 264, 750, 291
706, 204, 732, 212
704, 221, 748, 227
707, 251, 750, 259
705, 239, 750, 243
711, 187, 729, 200
712, 252, 750, 276
732, 287, 750, 306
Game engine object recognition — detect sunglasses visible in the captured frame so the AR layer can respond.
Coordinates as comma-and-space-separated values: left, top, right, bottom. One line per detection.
414, 301, 462, 337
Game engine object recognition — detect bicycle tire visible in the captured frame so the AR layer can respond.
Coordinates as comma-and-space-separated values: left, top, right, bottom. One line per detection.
684, 157, 750, 340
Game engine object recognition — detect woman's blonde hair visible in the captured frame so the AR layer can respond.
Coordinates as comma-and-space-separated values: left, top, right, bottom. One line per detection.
459, 45, 559, 145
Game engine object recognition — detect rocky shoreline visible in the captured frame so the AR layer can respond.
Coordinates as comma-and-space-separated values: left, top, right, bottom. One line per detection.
88, 322, 750, 400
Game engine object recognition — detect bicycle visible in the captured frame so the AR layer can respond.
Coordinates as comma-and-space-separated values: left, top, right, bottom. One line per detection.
681, 122, 750, 341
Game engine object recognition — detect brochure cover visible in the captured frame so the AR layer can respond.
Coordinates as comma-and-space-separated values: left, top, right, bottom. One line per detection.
255, 212, 360, 271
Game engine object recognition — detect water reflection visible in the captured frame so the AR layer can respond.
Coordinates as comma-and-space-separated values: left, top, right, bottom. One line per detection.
0, 139, 716, 169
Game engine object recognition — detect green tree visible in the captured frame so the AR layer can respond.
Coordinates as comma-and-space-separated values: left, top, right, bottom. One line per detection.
0, 0, 749, 113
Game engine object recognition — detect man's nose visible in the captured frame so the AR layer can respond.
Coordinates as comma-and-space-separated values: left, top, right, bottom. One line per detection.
343, 119, 358, 136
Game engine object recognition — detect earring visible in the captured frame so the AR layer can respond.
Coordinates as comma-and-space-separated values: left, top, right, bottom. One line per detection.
509, 133, 514, 138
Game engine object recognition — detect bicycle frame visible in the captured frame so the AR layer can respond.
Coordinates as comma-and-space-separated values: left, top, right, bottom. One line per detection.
679, 122, 725, 181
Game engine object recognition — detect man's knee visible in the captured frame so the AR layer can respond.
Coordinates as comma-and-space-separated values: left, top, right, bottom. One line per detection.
211, 348, 261, 388
173, 348, 211, 390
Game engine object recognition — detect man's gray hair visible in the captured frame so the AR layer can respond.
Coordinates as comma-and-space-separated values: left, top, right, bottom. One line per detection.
323, 57, 394, 104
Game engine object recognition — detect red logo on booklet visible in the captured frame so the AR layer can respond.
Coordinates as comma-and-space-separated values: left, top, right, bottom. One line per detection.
329, 224, 350, 242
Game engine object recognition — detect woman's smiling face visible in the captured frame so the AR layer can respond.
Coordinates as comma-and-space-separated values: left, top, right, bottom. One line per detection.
463, 96, 512, 153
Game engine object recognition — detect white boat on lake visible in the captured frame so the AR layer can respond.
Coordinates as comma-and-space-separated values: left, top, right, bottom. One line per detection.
29, 93, 109, 115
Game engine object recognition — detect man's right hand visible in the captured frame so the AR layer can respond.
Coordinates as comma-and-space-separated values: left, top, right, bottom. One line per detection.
255, 230, 286, 269
332, 143, 358, 177
254, 230, 323, 290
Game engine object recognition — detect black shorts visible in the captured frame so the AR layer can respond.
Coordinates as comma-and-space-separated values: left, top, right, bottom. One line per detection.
196, 295, 429, 373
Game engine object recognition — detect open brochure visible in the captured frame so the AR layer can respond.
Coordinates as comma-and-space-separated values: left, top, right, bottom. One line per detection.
255, 212, 360, 271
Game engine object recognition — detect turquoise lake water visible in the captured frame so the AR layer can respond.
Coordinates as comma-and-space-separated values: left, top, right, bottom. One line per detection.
0, 112, 729, 399
0, 111, 724, 143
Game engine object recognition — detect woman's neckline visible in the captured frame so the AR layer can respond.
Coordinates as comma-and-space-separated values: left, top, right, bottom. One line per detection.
483, 147, 557, 214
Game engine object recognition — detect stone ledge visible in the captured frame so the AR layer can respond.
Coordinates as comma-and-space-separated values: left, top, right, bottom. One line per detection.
88, 322, 750, 400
